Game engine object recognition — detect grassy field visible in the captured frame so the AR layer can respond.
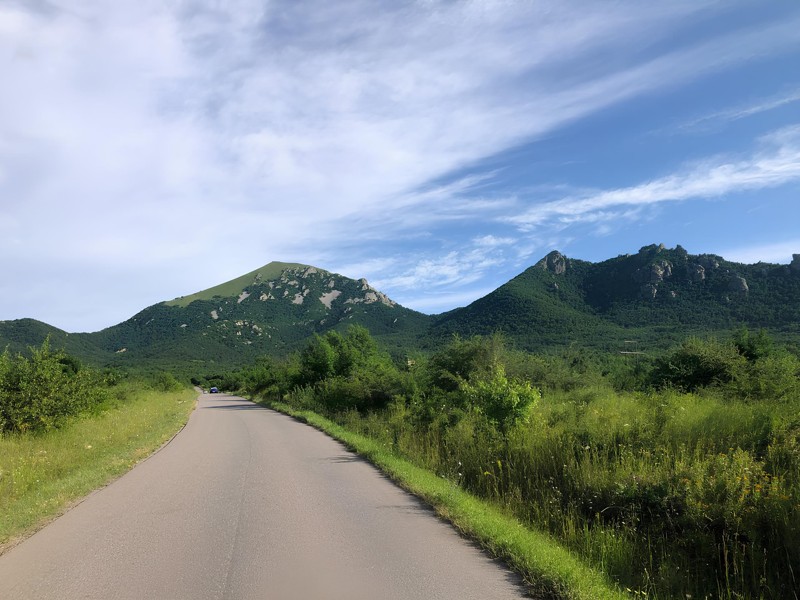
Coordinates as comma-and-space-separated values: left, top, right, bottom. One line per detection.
0, 385, 196, 550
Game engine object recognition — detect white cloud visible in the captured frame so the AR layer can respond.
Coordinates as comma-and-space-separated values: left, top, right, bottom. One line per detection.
2, 1, 799, 330
473, 235, 517, 248
677, 88, 800, 132
371, 246, 506, 291
718, 241, 800, 265
506, 124, 800, 230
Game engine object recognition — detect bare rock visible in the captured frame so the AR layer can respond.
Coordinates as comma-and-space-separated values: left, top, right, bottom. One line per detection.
638, 243, 665, 256
319, 290, 342, 309
698, 255, 720, 270
650, 260, 672, 283
634, 259, 673, 284
538, 251, 567, 275
728, 275, 749, 294
689, 264, 706, 282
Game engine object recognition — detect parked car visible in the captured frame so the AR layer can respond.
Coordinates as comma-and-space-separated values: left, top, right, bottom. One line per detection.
210, 387, 219, 393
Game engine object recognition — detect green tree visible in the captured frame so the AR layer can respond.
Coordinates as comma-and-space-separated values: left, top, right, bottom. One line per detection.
298, 334, 336, 385
650, 337, 745, 392
732, 327, 774, 362
0, 339, 106, 433
460, 363, 540, 432
426, 334, 505, 393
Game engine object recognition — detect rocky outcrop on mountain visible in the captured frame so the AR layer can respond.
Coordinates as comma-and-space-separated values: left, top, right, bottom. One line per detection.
633, 259, 672, 284
651, 260, 672, 282
640, 283, 658, 300
689, 263, 706, 282
728, 275, 749, 294
255, 268, 398, 309
697, 255, 721, 271
538, 251, 567, 275
638, 243, 666, 255
791, 254, 800, 274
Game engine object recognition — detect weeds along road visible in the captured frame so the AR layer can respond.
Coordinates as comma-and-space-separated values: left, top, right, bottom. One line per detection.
0, 393, 528, 600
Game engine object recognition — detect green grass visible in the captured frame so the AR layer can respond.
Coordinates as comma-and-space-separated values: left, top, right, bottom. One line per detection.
0, 386, 196, 550
164, 261, 308, 307
260, 399, 626, 600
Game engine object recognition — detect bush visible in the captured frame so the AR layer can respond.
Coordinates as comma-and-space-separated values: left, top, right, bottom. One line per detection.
650, 337, 746, 392
459, 363, 540, 432
426, 334, 504, 393
151, 372, 183, 393
0, 340, 107, 433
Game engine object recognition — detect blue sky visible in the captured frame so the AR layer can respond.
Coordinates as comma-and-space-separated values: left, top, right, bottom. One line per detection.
1, 0, 799, 332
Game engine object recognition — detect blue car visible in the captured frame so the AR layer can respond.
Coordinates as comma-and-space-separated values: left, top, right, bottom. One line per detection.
210, 387, 219, 393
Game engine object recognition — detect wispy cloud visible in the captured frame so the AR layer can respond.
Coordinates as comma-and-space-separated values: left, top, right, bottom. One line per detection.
676, 89, 800, 132
1, 1, 799, 329
371, 246, 506, 291
505, 124, 800, 230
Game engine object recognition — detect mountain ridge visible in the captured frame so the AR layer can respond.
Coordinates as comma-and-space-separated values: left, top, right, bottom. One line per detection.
3, 244, 799, 367
429, 244, 800, 351
164, 261, 309, 308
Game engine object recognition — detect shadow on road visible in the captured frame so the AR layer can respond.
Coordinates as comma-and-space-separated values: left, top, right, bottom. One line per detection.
203, 403, 265, 411
324, 454, 365, 464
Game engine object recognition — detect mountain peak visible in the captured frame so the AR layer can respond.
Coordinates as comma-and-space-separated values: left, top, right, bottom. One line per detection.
536, 250, 568, 275
164, 261, 401, 313
165, 261, 310, 307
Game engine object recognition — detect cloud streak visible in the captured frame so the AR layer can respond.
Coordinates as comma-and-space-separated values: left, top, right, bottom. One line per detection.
505, 125, 800, 230
1, 1, 799, 329
677, 89, 800, 132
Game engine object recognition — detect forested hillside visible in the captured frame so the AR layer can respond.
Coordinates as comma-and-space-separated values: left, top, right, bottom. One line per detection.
2, 246, 799, 368
431, 244, 800, 351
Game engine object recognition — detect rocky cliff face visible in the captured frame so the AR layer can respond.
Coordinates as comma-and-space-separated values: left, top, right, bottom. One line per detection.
689, 263, 706, 282
622, 245, 761, 302
635, 259, 673, 284
538, 251, 568, 275
728, 275, 749, 294
253, 266, 397, 311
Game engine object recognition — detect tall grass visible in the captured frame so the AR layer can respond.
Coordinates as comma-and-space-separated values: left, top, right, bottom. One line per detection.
245, 329, 800, 598
306, 386, 800, 599
0, 383, 195, 548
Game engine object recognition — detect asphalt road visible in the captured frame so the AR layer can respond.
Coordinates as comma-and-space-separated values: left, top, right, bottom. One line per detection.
0, 393, 529, 599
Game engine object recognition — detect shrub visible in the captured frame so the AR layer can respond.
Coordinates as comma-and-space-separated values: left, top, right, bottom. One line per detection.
650, 337, 746, 392
151, 371, 183, 393
459, 363, 540, 432
0, 340, 107, 433
426, 334, 504, 393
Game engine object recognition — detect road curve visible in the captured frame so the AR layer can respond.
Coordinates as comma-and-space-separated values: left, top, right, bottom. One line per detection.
0, 393, 529, 599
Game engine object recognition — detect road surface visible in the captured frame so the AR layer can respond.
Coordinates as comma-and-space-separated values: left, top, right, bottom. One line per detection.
0, 393, 529, 599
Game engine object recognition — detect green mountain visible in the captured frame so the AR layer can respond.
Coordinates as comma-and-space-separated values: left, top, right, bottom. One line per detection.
3, 247, 799, 369
7, 262, 428, 369
431, 244, 800, 351
0, 318, 110, 362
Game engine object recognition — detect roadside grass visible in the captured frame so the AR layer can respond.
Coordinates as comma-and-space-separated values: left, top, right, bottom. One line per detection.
0, 385, 196, 550
261, 399, 627, 600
